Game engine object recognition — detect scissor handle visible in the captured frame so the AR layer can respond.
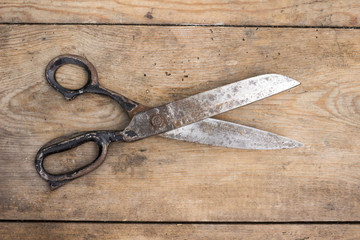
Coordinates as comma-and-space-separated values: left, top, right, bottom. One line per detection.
35, 130, 124, 190
37, 55, 148, 190
45, 54, 148, 116
45, 54, 101, 100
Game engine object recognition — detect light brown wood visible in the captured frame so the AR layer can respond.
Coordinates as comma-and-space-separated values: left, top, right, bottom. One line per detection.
2, 223, 360, 239
1, 0, 360, 26
1, 25, 360, 221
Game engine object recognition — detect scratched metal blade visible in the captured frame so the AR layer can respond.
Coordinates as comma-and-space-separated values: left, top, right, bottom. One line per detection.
161, 118, 303, 149
124, 74, 300, 140
167, 74, 299, 129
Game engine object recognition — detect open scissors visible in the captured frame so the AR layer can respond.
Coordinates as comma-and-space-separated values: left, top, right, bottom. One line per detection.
35, 55, 302, 190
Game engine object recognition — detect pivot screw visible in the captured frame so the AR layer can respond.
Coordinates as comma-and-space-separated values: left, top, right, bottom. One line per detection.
151, 114, 166, 128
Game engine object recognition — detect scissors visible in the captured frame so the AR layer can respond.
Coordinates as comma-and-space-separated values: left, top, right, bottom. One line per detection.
35, 54, 302, 190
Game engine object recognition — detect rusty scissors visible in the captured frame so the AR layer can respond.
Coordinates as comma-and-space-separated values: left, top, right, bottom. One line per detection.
35, 54, 302, 190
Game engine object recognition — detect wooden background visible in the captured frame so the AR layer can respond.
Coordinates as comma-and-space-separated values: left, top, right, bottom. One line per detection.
1, 1, 360, 239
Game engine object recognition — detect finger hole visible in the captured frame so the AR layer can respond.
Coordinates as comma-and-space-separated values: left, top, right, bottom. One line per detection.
43, 141, 99, 175
55, 63, 89, 90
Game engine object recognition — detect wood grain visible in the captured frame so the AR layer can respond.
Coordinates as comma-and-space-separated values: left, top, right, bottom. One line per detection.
2, 223, 360, 240
1, 0, 360, 26
1, 25, 360, 221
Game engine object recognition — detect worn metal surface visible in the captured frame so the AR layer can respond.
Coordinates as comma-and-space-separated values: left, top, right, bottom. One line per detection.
125, 74, 300, 139
162, 118, 303, 149
36, 55, 149, 189
45, 55, 150, 116
35, 131, 120, 190
36, 55, 301, 189
169, 74, 300, 128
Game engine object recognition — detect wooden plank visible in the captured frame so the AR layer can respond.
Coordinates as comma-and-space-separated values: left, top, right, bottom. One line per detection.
1, 0, 360, 26
1, 25, 360, 221
2, 223, 360, 239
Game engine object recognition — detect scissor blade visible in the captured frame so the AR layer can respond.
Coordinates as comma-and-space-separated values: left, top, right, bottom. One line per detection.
161, 118, 303, 149
167, 74, 299, 127
124, 74, 299, 140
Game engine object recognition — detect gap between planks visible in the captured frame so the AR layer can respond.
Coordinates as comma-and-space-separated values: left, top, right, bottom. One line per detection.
1, 220, 360, 224
1, 22, 360, 29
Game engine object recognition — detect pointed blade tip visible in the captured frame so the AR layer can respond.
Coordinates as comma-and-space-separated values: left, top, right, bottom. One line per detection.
293, 141, 304, 148
273, 73, 301, 87
280, 140, 304, 150
287, 76, 301, 87
254, 141, 303, 150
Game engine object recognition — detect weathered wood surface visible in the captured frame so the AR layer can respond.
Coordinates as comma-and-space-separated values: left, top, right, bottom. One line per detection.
2, 223, 360, 240
1, 0, 360, 27
1, 25, 360, 221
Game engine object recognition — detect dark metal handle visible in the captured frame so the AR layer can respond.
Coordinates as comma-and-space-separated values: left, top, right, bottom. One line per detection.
45, 54, 148, 116
35, 131, 122, 190
45, 54, 101, 100
37, 55, 147, 190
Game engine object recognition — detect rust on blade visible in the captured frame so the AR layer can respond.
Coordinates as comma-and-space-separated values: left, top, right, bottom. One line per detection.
167, 74, 299, 130
124, 74, 300, 140
162, 118, 303, 149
